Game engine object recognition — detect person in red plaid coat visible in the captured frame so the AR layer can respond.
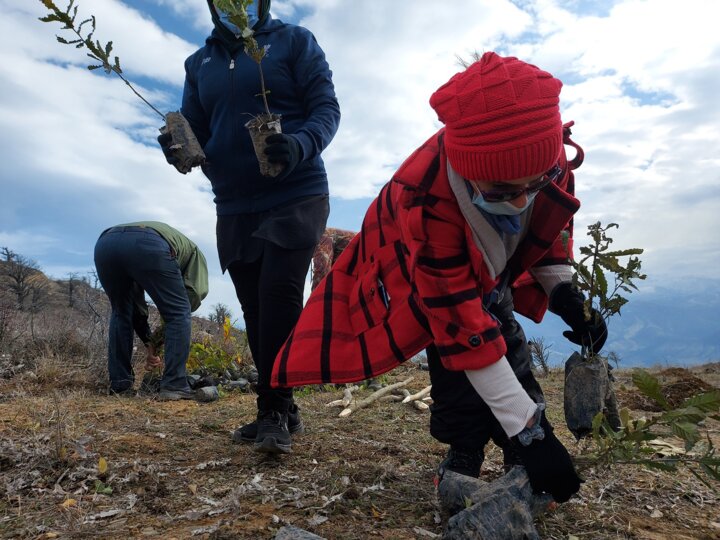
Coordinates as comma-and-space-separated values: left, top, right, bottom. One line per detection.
272, 52, 609, 503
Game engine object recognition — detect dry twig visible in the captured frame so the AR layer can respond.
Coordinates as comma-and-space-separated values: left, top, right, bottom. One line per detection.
339, 378, 413, 417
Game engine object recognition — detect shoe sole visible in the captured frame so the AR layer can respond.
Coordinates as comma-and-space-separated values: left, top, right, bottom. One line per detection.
254, 436, 293, 454
157, 393, 196, 401
235, 424, 304, 444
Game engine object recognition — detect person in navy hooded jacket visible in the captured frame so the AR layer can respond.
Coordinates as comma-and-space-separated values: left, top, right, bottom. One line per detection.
159, 0, 340, 454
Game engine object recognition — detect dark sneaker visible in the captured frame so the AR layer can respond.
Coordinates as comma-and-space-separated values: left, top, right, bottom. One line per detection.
254, 410, 292, 454
157, 388, 197, 401
232, 404, 304, 443
435, 447, 484, 486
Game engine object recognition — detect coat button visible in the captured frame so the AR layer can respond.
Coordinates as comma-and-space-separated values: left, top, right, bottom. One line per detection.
468, 335, 481, 347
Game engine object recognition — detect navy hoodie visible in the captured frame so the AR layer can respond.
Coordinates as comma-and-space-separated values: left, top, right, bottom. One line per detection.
181, 7, 341, 214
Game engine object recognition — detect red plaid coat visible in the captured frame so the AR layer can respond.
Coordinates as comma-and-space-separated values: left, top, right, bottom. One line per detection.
272, 125, 582, 387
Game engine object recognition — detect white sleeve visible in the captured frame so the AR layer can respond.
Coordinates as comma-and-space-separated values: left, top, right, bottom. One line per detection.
465, 357, 538, 437
530, 265, 573, 296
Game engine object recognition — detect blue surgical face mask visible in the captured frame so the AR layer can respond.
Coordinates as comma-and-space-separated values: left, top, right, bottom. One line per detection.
471, 190, 537, 215
245, 0, 259, 28
215, 7, 242, 37
214, 1, 259, 37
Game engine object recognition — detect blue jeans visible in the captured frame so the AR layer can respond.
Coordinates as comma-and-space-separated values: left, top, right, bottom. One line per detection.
94, 227, 192, 393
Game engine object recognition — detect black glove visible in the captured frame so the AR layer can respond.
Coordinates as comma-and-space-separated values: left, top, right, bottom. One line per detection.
512, 407, 582, 503
157, 131, 186, 175
264, 133, 302, 179
549, 282, 608, 354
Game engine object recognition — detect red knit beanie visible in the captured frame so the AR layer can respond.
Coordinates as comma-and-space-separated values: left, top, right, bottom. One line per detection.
429, 52, 563, 181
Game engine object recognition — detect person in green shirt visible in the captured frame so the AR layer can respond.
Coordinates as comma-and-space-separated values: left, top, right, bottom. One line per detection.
94, 222, 209, 400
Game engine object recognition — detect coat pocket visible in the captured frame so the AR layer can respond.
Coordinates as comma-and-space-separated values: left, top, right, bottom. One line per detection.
348, 260, 390, 336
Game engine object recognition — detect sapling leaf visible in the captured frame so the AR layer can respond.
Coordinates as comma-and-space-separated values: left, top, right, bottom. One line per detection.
680, 391, 720, 413
620, 408, 631, 428
632, 370, 669, 410
604, 249, 644, 257
577, 263, 593, 286
595, 265, 608, 300
38, 0, 166, 120
94, 480, 113, 495
660, 406, 706, 425
638, 459, 677, 472
699, 457, 720, 481
670, 422, 700, 451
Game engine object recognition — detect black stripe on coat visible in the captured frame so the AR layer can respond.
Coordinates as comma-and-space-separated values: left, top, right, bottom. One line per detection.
320, 273, 334, 382
383, 321, 406, 364
533, 258, 571, 267
435, 327, 501, 357
394, 241, 411, 283
376, 185, 386, 247
358, 284, 374, 328
417, 253, 469, 269
524, 230, 553, 250
423, 287, 480, 308
384, 181, 395, 220
408, 294, 431, 333
358, 333, 373, 380
543, 183, 579, 211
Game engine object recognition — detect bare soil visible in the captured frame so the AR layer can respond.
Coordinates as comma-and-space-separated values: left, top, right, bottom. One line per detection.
1, 362, 719, 539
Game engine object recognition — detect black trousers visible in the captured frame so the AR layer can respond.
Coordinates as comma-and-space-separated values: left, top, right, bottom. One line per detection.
428, 288, 544, 451
228, 241, 316, 413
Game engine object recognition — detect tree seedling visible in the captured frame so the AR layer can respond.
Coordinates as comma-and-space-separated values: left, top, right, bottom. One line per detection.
37, 0, 205, 172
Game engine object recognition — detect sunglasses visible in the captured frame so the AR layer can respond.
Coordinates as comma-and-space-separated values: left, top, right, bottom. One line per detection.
472, 165, 563, 203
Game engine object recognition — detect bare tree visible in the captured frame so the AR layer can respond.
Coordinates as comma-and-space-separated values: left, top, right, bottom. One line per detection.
88, 269, 102, 289
28, 277, 50, 339
528, 337, 551, 376
66, 272, 79, 308
0, 299, 14, 351
0, 248, 42, 310
1, 247, 15, 262
209, 303, 232, 327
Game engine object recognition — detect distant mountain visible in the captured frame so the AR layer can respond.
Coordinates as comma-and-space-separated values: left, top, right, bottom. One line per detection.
521, 279, 720, 368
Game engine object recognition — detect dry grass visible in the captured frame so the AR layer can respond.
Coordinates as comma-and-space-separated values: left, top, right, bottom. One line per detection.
1, 363, 719, 539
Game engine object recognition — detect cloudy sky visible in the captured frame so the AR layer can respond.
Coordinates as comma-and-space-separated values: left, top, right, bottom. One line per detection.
1, 0, 719, 361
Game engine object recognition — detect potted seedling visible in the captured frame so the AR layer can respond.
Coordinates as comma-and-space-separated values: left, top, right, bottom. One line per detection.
561, 222, 646, 438
38, 0, 205, 173
212, 0, 283, 177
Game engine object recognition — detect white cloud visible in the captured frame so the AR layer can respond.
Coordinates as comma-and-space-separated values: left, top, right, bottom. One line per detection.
11, 0, 197, 86
1, 0, 719, 321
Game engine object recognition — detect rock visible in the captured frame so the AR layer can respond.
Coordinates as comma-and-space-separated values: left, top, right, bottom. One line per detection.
224, 378, 249, 391
195, 386, 219, 403
439, 467, 552, 540
274, 525, 326, 540
194, 375, 220, 389
246, 367, 259, 384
